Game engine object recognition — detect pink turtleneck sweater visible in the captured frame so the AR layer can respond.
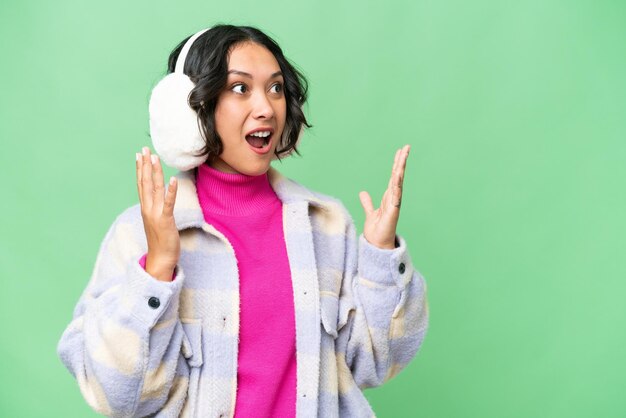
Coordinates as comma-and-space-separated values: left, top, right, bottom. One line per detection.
140, 164, 297, 417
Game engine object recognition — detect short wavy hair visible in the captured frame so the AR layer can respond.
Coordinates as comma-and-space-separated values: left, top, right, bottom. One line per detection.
165, 24, 312, 162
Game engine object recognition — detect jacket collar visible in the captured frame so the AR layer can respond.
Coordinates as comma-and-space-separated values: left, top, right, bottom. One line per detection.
172, 165, 331, 230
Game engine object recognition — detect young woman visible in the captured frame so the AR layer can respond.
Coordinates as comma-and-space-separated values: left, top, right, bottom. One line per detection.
57, 24, 429, 417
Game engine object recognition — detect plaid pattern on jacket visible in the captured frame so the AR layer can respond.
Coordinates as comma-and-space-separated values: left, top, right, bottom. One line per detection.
57, 166, 429, 417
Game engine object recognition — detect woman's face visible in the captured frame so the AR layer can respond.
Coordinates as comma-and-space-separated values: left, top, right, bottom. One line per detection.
211, 41, 287, 176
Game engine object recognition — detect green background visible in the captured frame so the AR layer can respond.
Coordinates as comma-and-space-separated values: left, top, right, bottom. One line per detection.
1, 0, 625, 416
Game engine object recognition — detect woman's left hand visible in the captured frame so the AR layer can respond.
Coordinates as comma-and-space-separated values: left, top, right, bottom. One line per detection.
359, 144, 410, 250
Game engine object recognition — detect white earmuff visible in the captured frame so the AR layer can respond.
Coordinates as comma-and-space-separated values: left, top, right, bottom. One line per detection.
149, 28, 210, 171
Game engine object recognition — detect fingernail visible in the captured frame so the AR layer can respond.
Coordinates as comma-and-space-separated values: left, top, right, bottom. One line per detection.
170, 177, 176, 185
136, 153, 140, 161
151, 154, 158, 164
142, 147, 149, 155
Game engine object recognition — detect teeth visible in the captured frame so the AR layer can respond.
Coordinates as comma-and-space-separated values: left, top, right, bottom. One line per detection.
249, 131, 271, 137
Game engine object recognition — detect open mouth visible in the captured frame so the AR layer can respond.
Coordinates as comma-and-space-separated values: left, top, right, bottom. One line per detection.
245, 132, 272, 149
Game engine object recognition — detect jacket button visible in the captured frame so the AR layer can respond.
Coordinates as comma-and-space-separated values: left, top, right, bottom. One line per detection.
398, 263, 406, 274
148, 297, 160, 309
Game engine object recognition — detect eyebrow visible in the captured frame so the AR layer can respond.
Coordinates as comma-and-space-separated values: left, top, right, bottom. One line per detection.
227, 70, 283, 79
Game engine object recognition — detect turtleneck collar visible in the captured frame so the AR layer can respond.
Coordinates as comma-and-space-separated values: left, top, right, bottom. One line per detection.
195, 163, 280, 217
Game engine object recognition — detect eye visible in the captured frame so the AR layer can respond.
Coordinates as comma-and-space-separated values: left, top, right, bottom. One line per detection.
270, 83, 283, 94
231, 83, 247, 94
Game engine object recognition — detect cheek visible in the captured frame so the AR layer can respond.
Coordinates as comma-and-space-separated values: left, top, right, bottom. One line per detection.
213, 104, 226, 132
278, 100, 287, 126
215, 102, 242, 134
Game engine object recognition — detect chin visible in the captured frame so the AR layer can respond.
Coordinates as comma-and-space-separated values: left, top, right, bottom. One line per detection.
230, 160, 272, 177
243, 164, 271, 176
211, 155, 273, 176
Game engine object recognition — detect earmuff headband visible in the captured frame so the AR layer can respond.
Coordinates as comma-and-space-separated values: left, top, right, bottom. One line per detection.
175, 28, 211, 74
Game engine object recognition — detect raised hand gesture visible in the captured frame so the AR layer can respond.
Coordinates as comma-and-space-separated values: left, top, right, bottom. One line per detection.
136, 147, 180, 282
358, 145, 410, 250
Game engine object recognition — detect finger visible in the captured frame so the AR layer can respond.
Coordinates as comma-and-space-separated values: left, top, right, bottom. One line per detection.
391, 182, 402, 210
397, 145, 410, 189
388, 149, 401, 190
392, 145, 408, 188
141, 146, 153, 211
359, 191, 375, 216
163, 177, 178, 216
152, 154, 165, 210
136, 152, 143, 207
392, 145, 410, 209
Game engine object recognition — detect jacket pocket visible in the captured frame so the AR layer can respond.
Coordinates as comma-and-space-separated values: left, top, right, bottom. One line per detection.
180, 319, 203, 417
181, 319, 203, 367
320, 292, 339, 338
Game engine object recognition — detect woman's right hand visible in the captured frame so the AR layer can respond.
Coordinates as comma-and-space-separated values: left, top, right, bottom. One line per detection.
136, 146, 180, 282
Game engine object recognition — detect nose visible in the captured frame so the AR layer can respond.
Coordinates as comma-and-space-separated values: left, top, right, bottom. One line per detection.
251, 91, 275, 120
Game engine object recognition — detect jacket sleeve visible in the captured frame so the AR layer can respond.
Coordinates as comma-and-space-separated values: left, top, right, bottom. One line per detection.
57, 210, 192, 417
337, 213, 429, 389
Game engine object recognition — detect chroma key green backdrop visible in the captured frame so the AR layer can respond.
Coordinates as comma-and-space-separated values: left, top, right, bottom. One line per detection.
1, 0, 625, 417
